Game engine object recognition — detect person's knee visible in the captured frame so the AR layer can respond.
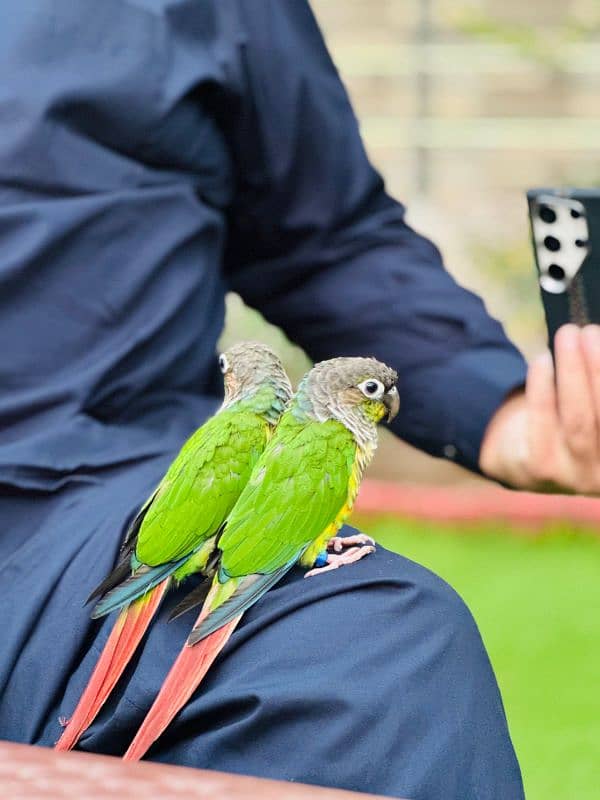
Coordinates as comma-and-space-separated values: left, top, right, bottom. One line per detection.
419, 562, 479, 641
395, 553, 499, 698
354, 545, 486, 665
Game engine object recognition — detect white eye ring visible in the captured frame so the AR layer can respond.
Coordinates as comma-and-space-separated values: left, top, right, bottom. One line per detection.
218, 354, 229, 374
358, 379, 385, 400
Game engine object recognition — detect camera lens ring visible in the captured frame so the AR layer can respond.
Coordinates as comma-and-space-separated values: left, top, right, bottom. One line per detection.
547, 264, 566, 282
544, 235, 561, 252
539, 205, 557, 224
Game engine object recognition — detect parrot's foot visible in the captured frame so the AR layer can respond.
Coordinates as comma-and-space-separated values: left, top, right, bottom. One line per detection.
305, 542, 376, 578
327, 533, 375, 553
58, 716, 70, 728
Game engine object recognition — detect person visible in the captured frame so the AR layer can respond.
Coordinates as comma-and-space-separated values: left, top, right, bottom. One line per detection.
2, 2, 599, 797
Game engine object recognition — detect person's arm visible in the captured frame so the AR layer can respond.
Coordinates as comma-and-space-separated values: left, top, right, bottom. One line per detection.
218, 0, 527, 474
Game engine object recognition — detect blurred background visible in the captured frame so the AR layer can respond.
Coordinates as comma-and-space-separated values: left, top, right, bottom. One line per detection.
220, 2, 600, 798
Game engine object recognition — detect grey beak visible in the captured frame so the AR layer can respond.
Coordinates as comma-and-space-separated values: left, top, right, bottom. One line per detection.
383, 385, 400, 422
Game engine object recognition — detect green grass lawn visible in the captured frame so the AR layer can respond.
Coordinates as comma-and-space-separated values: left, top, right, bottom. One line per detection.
354, 515, 600, 800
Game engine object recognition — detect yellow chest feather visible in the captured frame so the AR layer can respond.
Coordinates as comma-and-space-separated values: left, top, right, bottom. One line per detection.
300, 444, 373, 567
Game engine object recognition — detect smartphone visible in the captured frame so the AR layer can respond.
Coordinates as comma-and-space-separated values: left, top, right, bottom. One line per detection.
527, 188, 600, 351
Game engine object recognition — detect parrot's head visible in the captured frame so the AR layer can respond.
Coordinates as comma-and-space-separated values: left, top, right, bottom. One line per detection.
298, 356, 399, 440
218, 341, 293, 415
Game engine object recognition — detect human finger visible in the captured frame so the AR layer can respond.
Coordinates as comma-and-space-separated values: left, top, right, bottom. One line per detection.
525, 351, 560, 479
554, 324, 597, 461
580, 325, 600, 442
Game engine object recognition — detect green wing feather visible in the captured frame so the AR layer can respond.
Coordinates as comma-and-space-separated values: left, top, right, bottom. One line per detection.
187, 413, 357, 643
217, 413, 357, 579
135, 409, 268, 567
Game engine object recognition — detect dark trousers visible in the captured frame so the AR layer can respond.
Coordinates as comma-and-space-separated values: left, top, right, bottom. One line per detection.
0, 454, 524, 800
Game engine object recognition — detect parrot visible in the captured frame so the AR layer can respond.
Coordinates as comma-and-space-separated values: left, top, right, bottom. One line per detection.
55, 341, 292, 751
122, 355, 399, 760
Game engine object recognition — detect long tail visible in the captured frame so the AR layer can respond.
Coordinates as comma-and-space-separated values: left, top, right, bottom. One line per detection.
123, 614, 241, 761
123, 565, 293, 760
55, 579, 170, 751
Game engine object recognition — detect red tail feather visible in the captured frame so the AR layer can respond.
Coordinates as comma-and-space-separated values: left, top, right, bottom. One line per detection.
123, 615, 241, 761
55, 580, 169, 751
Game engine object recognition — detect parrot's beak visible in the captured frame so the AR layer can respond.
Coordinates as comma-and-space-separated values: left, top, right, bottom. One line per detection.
383, 386, 400, 422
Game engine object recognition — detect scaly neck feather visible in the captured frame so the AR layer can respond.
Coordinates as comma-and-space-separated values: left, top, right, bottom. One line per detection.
224, 381, 289, 426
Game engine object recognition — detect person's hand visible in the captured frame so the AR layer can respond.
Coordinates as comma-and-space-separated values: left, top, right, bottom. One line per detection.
480, 324, 600, 494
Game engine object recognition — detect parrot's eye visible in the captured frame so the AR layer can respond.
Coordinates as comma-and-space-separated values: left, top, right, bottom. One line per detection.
358, 379, 384, 400
218, 354, 229, 374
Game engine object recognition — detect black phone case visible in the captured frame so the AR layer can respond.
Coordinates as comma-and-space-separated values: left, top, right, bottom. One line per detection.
527, 188, 600, 351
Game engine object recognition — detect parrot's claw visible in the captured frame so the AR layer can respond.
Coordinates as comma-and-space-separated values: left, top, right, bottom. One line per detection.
327, 533, 375, 553
305, 544, 376, 578
58, 716, 70, 728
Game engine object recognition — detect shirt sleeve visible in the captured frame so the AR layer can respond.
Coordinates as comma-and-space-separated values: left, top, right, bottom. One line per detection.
218, 0, 527, 472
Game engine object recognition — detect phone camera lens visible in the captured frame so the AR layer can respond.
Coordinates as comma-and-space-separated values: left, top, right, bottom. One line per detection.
544, 235, 561, 252
571, 209, 581, 219
539, 205, 557, 224
548, 264, 566, 281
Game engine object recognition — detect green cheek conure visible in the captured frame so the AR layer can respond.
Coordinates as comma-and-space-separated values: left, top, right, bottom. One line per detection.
123, 356, 399, 760
55, 342, 292, 751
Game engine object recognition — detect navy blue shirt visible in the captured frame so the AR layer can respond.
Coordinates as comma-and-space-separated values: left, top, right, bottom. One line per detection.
0, 0, 526, 483
0, 3, 525, 798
